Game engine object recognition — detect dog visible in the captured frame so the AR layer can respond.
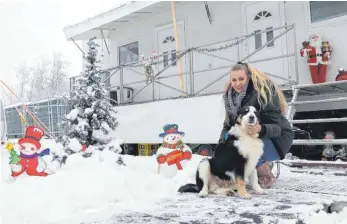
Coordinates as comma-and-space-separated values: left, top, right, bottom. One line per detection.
178, 106, 265, 199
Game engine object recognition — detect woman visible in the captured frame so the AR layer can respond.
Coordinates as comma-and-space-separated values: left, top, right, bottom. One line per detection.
219, 62, 294, 189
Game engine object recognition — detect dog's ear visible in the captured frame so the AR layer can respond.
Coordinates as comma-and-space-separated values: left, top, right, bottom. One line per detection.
235, 107, 246, 125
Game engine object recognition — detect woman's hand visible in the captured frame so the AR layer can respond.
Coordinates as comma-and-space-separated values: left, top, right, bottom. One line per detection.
246, 121, 262, 135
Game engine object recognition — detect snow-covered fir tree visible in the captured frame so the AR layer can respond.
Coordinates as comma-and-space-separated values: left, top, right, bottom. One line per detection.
57, 37, 118, 158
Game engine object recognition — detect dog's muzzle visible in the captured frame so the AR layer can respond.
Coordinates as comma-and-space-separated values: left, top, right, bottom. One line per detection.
247, 115, 256, 125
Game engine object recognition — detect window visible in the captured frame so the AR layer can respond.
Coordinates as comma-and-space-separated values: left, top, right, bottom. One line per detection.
118, 41, 139, 65
99, 71, 110, 88
163, 36, 175, 43
253, 27, 274, 50
162, 36, 177, 67
110, 91, 118, 106
266, 27, 274, 47
310, 1, 347, 23
254, 30, 262, 50
254, 11, 272, 20
171, 50, 177, 66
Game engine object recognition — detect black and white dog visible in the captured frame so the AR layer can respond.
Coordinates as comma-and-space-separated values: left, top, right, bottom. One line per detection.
178, 106, 265, 199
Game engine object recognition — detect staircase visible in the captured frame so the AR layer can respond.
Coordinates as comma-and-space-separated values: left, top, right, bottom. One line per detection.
285, 80, 347, 146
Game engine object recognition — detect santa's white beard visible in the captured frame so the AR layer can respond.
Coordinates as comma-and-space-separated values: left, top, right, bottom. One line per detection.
310, 40, 322, 48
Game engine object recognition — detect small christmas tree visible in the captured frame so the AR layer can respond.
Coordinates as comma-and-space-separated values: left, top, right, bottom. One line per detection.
57, 37, 118, 158
9, 150, 21, 164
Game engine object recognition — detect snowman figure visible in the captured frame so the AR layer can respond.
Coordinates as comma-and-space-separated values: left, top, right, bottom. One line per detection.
10, 126, 51, 177
156, 124, 192, 178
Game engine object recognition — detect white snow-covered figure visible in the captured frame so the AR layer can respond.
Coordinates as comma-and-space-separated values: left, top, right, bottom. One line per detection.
156, 124, 192, 178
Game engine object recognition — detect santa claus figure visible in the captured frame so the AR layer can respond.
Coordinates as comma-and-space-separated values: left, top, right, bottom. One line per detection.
11, 126, 51, 177
300, 34, 332, 84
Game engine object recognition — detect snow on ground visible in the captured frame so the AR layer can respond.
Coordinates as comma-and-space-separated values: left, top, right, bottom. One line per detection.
1, 139, 347, 224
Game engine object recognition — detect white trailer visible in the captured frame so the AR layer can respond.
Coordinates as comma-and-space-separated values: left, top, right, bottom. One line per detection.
63, 1, 347, 159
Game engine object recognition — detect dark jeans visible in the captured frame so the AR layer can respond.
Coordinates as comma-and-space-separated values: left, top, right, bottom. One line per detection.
257, 137, 280, 167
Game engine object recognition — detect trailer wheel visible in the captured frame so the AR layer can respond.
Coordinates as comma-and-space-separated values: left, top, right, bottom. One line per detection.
122, 144, 138, 156
196, 144, 213, 156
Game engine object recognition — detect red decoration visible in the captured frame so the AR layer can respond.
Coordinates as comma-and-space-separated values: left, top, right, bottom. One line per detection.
12, 157, 48, 177
336, 68, 347, 81
157, 155, 167, 164
11, 126, 50, 177
183, 151, 192, 160
300, 35, 332, 84
81, 144, 87, 152
165, 150, 184, 170
18, 126, 44, 149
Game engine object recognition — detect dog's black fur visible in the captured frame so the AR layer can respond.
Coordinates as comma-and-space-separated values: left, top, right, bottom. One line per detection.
178, 106, 264, 199
177, 136, 246, 192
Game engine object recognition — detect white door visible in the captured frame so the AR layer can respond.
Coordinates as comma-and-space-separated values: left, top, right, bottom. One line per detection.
242, 1, 289, 86
155, 22, 186, 99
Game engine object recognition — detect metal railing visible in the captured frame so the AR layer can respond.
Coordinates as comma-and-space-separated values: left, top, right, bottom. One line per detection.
286, 80, 347, 146
71, 24, 298, 106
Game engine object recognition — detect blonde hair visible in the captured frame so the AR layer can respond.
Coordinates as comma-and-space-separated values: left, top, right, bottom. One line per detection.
225, 63, 287, 114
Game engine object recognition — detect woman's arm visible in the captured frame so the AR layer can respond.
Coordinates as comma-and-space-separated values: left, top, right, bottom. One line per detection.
258, 91, 283, 138
219, 114, 231, 143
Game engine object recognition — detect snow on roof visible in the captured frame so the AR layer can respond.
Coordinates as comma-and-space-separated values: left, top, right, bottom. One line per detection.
5, 97, 65, 109
112, 94, 226, 144
5, 101, 31, 109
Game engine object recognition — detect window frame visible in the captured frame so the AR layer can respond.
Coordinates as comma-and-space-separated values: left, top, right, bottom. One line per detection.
306, 1, 347, 28
117, 40, 140, 66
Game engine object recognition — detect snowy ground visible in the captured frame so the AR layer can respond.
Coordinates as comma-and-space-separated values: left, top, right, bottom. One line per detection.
1, 139, 347, 224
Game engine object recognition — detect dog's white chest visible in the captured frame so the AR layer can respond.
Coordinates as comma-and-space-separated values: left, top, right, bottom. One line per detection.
235, 136, 263, 158
234, 135, 264, 177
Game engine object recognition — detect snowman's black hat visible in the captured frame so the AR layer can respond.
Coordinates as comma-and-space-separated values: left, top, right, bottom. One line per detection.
159, 124, 185, 138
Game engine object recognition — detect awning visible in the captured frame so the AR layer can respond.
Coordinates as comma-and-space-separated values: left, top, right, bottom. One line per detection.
63, 1, 160, 40
112, 94, 225, 144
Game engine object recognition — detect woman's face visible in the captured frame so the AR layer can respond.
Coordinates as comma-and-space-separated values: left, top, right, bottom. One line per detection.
230, 70, 249, 93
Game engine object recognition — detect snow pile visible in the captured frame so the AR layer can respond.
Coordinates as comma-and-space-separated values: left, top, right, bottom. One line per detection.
1, 139, 347, 224
0, 139, 202, 224
302, 206, 347, 224
67, 137, 82, 152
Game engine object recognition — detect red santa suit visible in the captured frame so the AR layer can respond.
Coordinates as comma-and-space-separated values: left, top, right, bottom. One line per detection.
300, 35, 332, 84
11, 126, 50, 177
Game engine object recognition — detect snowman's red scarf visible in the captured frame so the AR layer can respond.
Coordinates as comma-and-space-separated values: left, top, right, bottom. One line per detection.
162, 140, 184, 150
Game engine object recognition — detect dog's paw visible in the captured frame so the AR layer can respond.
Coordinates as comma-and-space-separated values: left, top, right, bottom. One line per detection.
199, 189, 209, 198
253, 185, 265, 195
226, 190, 235, 196
240, 193, 252, 200
254, 188, 265, 195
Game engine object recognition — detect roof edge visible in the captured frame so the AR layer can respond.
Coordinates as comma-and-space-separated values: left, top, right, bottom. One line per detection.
63, 1, 159, 40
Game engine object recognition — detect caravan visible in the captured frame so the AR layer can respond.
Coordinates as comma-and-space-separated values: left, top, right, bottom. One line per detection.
63, 1, 347, 158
